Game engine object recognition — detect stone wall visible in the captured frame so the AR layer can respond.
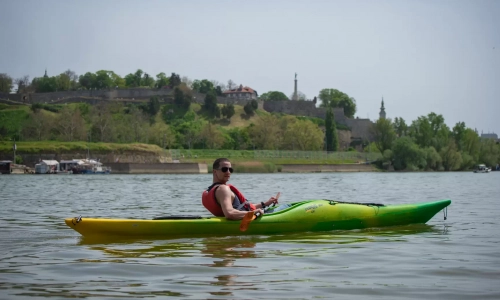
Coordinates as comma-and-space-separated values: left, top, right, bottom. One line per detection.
106, 162, 207, 174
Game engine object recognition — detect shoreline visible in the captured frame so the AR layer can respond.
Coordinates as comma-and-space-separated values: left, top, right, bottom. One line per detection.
3, 162, 378, 174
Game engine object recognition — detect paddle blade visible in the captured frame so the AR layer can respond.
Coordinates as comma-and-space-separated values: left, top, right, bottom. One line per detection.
239, 211, 255, 232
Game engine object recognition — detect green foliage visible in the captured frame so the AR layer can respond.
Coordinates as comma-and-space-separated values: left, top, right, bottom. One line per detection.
325, 107, 339, 151
0, 73, 13, 93
155, 72, 169, 88
391, 137, 426, 170
0, 108, 30, 140
244, 102, 255, 116
297, 116, 325, 127
169, 73, 181, 88
221, 104, 235, 119
371, 118, 396, 154
409, 113, 450, 151
148, 96, 161, 117
479, 139, 500, 167
250, 100, 258, 110
32, 76, 58, 92
423, 146, 442, 171
318, 88, 357, 118
440, 140, 462, 171
203, 91, 220, 118
393, 117, 408, 137
260, 91, 288, 101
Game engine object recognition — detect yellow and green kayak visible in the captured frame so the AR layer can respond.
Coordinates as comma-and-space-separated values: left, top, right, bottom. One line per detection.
64, 199, 451, 238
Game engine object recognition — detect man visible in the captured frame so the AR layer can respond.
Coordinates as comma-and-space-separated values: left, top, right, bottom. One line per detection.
202, 158, 279, 220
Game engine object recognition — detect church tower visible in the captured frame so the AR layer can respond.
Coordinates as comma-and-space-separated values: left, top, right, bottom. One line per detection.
379, 97, 386, 119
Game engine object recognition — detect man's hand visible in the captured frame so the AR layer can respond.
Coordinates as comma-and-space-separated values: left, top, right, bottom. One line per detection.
265, 192, 281, 207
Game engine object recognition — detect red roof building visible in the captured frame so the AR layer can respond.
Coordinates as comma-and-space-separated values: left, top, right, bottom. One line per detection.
223, 84, 258, 100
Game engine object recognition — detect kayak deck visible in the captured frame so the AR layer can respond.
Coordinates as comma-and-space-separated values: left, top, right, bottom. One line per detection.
64, 199, 451, 237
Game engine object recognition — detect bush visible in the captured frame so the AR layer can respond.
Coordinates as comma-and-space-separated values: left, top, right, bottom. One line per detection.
244, 102, 255, 116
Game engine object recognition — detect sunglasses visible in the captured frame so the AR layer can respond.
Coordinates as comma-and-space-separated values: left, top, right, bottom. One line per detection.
216, 167, 233, 173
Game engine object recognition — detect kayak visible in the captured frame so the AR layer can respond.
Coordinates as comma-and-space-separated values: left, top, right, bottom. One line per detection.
64, 199, 451, 237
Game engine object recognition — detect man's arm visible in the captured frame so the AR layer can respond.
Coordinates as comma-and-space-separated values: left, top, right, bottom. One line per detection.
216, 185, 261, 220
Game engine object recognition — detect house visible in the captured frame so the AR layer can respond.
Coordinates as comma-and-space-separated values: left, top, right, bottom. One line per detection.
223, 85, 258, 100
35, 160, 60, 174
0, 160, 12, 174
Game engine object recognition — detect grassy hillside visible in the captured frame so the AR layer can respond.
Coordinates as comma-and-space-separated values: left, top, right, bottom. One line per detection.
0, 141, 164, 154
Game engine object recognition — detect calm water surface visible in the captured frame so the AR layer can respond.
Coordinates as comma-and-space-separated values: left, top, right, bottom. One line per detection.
0, 172, 499, 299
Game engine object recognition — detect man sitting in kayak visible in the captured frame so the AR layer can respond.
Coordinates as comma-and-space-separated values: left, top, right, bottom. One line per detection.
202, 158, 279, 220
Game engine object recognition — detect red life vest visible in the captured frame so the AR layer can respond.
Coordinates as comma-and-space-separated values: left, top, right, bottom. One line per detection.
202, 183, 256, 217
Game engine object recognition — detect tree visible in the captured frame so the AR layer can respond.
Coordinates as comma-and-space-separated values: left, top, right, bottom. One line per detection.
198, 79, 214, 94
56, 106, 87, 142
95, 70, 115, 89
393, 117, 408, 137
169, 73, 181, 88
0, 73, 13, 93
318, 88, 357, 118
203, 91, 219, 117
32, 76, 57, 92
89, 103, 113, 142
22, 110, 53, 141
260, 91, 288, 101
200, 123, 225, 149
134, 69, 144, 86
215, 85, 223, 96
147, 120, 175, 149
57, 73, 72, 91
124, 73, 136, 87
452, 121, 467, 151
284, 118, 324, 150
325, 107, 339, 151
423, 146, 442, 170
248, 115, 282, 149
391, 137, 427, 170
181, 76, 193, 88
63, 69, 79, 90
440, 140, 462, 171
409, 113, 450, 151
155, 72, 169, 88
244, 102, 255, 116
221, 104, 235, 119
14, 75, 30, 93
79, 72, 97, 89
371, 118, 396, 154
227, 79, 236, 90
148, 96, 160, 117
173, 86, 192, 110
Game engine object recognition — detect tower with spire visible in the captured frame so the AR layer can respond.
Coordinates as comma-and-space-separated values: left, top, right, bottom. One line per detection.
379, 97, 386, 119
43, 69, 48, 78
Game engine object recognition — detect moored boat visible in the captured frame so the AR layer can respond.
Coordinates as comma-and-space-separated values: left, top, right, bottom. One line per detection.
71, 159, 111, 174
65, 199, 451, 238
473, 164, 491, 173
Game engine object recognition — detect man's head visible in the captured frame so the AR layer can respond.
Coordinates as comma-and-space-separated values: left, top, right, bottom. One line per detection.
212, 158, 233, 183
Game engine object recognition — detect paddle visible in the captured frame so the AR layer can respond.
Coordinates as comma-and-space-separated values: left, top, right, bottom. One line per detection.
239, 192, 280, 232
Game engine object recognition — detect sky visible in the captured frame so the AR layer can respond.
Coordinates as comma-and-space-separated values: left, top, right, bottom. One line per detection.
1, 0, 499, 134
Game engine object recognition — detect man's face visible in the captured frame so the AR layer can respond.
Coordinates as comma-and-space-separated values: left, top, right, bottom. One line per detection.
215, 161, 232, 182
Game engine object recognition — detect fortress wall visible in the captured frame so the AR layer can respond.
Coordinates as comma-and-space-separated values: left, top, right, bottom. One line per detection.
346, 118, 374, 141
0, 92, 23, 102
106, 162, 208, 174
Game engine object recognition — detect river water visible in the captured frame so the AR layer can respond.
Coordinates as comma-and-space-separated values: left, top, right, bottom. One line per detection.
0, 172, 499, 299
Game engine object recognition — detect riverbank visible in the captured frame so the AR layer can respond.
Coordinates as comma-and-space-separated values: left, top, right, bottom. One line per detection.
0, 142, 381, 173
